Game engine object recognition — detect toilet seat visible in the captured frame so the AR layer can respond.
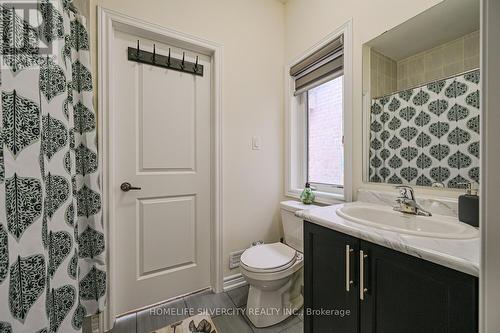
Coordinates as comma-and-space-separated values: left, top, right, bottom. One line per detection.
240, 242, 297, 273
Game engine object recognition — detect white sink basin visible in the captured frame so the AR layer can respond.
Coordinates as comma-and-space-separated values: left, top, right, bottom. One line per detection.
336, 203, 479, 239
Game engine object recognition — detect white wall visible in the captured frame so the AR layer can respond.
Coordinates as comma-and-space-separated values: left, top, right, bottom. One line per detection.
284, 0, 468, 199
89, 0, 286, 278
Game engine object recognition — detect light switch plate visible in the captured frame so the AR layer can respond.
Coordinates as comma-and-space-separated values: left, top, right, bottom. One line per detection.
252, 136, 262, 150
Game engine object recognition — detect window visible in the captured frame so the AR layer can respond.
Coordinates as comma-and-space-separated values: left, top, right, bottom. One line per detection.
286, 24, 352, 203
307, 76, 344, 189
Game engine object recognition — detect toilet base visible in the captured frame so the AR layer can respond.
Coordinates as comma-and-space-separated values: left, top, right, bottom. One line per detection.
245, 271, 303, 328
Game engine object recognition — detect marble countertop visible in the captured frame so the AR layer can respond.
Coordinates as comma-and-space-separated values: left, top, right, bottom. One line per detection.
296, 203, 480, 277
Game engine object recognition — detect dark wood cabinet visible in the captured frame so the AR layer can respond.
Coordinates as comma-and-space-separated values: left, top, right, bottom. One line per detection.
304, 221, 478, 333
304, 222, 360, 332
360, 240, 478, 333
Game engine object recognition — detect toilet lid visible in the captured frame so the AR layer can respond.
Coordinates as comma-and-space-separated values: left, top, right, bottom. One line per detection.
240, 243, 296, 272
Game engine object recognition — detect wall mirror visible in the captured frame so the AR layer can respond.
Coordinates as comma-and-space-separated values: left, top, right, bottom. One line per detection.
362, 0, 480, 189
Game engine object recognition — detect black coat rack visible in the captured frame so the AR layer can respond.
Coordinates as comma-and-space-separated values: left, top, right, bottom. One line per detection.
128, 40, 204, 76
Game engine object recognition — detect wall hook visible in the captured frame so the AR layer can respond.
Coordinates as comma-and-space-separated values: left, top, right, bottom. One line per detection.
127, 44, 203, 76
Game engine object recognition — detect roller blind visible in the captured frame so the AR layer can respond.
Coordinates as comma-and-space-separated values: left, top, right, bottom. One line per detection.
290, 35, 343, 95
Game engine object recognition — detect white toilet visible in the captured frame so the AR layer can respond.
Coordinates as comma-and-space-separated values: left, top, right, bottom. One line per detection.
240, 200, 319, 328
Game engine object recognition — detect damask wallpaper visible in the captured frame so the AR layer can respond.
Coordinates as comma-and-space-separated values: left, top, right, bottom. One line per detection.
369, 69, 480, 188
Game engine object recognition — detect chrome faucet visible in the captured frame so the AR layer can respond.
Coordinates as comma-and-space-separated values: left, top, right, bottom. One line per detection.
393, 186, 432, 216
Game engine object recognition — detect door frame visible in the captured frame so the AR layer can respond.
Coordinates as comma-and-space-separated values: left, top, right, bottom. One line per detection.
97, 7, 224, 330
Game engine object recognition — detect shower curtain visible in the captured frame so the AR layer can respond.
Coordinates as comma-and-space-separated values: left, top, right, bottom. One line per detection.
0, 1, 106, 332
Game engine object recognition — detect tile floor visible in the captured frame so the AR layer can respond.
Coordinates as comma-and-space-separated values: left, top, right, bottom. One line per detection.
108, 286, 303, 333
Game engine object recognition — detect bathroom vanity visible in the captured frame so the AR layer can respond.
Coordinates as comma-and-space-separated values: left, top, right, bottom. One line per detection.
299, 202, 479, 333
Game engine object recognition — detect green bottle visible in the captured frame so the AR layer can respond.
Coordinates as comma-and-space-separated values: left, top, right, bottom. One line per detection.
300, 183, 315, 204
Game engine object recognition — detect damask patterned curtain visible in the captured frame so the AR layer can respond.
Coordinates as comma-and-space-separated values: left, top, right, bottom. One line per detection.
0, 1, 106, 332
369, 69, 480, 188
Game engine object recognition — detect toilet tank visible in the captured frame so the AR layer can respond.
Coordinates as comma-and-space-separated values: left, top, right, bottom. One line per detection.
280, 201, 320, 253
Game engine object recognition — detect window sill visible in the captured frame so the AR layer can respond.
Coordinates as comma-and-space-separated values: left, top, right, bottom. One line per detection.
286, 188, 345, 205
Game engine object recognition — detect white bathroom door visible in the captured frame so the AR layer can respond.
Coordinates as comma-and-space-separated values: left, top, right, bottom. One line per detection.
111, 30, 212, 315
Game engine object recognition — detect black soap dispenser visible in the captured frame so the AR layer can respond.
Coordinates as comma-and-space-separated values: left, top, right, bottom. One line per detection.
458, 183, 479, 227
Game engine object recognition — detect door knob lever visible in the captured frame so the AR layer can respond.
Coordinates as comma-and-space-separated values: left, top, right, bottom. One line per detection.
120, 182, 141, 192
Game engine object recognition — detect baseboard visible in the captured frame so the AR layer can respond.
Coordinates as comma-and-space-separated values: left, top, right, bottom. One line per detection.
223, 273, 248, 291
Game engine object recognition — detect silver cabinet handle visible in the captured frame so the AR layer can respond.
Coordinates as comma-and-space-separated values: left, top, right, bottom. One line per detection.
120, 182, 142, 192
345, 245, 354, 291
360, 250, 368, 300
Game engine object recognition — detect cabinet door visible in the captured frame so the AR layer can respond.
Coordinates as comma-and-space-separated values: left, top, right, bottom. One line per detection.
360, 240, 478, 333
304, 222, 360, 333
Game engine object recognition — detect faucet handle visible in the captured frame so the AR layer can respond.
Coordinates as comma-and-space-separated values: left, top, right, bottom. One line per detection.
395, 185, 415, 200
394, 186, 432, 217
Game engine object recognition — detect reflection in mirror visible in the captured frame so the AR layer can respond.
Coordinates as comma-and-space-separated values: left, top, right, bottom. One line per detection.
362, 0, 480, 189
